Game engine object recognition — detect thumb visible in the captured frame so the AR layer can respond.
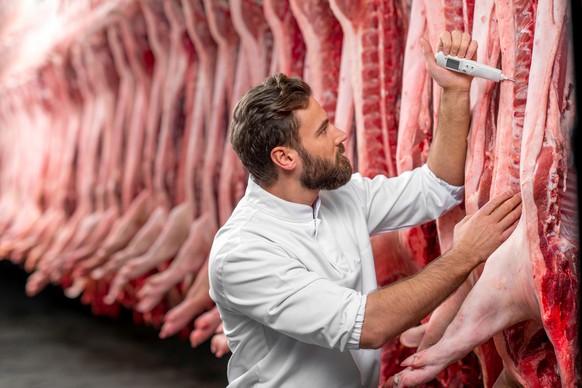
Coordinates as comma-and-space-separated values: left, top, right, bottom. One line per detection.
420, 37, 435, 65
420, 37, 437, 74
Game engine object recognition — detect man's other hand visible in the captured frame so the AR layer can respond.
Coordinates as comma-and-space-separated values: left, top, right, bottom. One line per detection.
452, 191, 522, 264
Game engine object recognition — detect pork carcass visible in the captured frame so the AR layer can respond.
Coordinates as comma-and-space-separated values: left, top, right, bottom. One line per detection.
135, 0, 217, 315
157, 0, 239, 340
263, 0, 306, 78
289, 0, 342, 125
395, 0, 579, 386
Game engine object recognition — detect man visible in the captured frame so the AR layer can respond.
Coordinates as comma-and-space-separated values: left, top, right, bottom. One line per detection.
208, 31, 522, 387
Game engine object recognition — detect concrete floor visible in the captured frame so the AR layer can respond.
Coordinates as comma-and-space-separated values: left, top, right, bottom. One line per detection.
0, 261, 229, 388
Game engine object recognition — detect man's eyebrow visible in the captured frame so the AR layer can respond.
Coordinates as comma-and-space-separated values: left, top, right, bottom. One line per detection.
316, 118, 329, 135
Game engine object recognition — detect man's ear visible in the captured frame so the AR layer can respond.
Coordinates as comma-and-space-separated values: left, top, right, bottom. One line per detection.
270, 146, 298, 171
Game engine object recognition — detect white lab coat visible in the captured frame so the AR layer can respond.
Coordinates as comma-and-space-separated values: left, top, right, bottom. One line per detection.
209, 164, 463, 387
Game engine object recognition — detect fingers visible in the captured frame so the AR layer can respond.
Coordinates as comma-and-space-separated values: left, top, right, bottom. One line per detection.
472, 191, 521, 245
456, 32, 471, 57
477, 190, 515, 216
438, 30, 476, 59
496, 197, 522, 229
449, 30, 462, 56
453, 192, 522, 264
466, 40, 478, 60
437, 32, 451, 54
490, 192, 522, 219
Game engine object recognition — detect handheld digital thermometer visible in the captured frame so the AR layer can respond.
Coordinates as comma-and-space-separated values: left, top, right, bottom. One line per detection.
435, 51, 514, 82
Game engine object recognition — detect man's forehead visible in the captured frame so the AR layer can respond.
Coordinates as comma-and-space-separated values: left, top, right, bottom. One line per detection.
296, 97, 327, 133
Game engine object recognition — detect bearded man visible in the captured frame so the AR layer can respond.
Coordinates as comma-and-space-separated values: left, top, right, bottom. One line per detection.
208, 31, 522, 387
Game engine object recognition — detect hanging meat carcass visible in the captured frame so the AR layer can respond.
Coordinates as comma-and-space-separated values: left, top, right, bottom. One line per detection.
395, 0, 579, 386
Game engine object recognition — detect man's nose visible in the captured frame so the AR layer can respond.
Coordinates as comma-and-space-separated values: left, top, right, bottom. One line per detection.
333, 124, 347, 143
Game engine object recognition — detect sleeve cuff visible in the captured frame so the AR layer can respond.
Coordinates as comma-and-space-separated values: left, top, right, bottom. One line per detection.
346, 294, 367, 349
422, 164, 465, 202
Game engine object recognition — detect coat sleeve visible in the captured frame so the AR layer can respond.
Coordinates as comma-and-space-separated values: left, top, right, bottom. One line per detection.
348, 164, 464, 235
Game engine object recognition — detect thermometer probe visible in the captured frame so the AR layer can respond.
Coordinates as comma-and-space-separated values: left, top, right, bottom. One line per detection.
435, 51, 514, 82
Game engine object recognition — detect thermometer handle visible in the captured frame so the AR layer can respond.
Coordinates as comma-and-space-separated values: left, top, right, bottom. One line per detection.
435, 51, 503, 82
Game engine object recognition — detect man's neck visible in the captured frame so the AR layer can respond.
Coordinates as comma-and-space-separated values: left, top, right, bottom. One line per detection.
260, 176, 319, 207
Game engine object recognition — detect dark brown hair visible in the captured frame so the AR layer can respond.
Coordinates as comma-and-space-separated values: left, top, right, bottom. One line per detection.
230, 73, 312, 185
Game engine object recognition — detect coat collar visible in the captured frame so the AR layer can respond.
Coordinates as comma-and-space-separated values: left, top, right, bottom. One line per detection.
245, 176, 321, 222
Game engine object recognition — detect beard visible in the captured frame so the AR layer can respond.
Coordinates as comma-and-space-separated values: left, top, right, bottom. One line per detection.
298, 143, 353, 190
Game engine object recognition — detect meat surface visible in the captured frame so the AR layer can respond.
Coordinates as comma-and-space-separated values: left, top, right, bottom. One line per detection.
395, 0, 578, 386
329, 0, 405, 179
135, 0, 216, 315
289, 0, 342, 124
263, 0, 306, 77
156, 0, 239, 341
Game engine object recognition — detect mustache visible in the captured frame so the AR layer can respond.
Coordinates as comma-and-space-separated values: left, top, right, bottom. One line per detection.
338, 143, 345, 155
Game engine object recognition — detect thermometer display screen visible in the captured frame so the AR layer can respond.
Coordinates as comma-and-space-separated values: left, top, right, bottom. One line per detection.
445, 58, 460, 70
